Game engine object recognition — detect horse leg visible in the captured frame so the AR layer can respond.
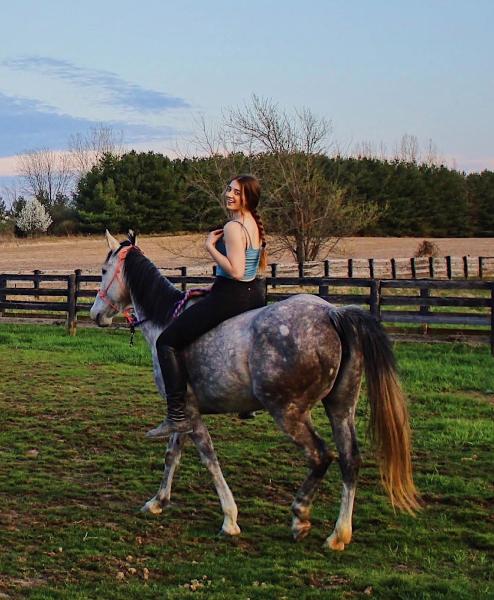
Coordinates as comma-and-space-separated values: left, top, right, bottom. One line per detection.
272, 410, 334, 541
322, 352, 363, 551
141, 432, 186, 514
190, 420, 241, 537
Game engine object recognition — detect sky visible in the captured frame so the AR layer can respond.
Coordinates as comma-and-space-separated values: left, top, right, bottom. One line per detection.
1, 0, 493, 190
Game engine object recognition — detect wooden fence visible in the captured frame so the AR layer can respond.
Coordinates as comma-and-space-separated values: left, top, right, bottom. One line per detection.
1, 264, 493, 354
264, 255, 494, 280
170, 255, 494, 279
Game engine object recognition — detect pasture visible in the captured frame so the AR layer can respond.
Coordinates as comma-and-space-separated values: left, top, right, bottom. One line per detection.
0, 324, 493, 599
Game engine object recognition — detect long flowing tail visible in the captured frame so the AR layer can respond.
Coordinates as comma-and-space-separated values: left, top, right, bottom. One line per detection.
328, 306, 420, 514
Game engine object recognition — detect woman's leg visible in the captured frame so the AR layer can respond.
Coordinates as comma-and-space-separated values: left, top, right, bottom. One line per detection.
146, 342, 192, 437
147, 278, 266, 439
147, 285, 241, 438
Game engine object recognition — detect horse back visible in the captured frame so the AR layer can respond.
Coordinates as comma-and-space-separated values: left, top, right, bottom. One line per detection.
184, 295, 342, 415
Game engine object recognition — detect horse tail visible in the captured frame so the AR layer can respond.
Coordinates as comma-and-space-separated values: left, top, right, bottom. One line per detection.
328, 305, 420, 514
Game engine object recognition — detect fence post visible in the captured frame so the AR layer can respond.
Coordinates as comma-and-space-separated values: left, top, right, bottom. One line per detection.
420, 285, 430, 335
391, 258, 397, 279
348, 259, 353, 278
74, 269, 81, 329
318, 283, 329, 302
370, 279, 381, 320
180, 266, 187, 292
324, 260, 330, 277
479, 257, 484, 279
212, 265, 217, 277
67, 274, 77, 336
0, 275, 5, 317
410, 257, 416, 279
428, 257, 435, 278
368, 258, 374, 279
491, 284, 494, 357
463, 256, 469, 278
446, 256, 452, 279
271, 263, 277, 289
33, 269, 41, 297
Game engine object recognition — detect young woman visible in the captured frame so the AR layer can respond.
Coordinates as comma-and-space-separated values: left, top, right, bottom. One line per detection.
147, 174, 267, 438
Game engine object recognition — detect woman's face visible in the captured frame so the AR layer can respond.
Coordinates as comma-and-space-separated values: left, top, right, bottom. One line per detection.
225, 180, 243, 212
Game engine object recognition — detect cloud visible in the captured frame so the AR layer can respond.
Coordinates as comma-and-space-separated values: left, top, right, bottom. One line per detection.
3, 56, 190, 112
0, 91, 177, 157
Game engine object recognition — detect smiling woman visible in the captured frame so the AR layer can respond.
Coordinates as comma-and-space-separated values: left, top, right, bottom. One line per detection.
148, 174, 268, 437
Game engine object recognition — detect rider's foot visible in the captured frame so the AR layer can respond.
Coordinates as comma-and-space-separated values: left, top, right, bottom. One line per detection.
146, 417, 193, 439
238, 411, 256, 419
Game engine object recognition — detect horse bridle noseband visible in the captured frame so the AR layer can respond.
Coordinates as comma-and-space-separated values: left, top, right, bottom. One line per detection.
97, 244, 149, 346
97, 244, 135, 323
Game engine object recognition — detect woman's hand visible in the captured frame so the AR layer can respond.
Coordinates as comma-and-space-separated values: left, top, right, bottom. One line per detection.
205, 228, 223, 252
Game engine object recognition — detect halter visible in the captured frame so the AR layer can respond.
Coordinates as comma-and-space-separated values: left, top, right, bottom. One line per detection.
97, 244, 136, 324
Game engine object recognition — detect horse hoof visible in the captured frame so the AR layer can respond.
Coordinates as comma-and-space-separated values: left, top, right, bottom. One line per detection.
292, 520, 312, 542
218, 525, 241, 538
325, 532, 346, 551
141, 499, 163, 515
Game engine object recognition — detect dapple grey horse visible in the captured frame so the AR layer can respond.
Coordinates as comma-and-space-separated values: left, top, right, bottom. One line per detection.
90, 231, 419, 550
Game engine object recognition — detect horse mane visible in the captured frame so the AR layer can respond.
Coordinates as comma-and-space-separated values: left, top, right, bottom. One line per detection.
122, 243, 184, 325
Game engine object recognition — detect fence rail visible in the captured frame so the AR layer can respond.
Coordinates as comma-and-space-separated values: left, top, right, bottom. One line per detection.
1, 263, 493, 354
262, 255, 494, 280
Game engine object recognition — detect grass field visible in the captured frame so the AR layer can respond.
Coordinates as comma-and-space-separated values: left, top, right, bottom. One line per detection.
0, 324, 493, 599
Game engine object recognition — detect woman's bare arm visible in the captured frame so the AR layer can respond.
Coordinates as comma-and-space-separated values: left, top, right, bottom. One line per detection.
205, 222, 246, 280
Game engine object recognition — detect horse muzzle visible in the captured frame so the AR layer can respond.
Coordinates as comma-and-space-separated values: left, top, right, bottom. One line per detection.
90, 306, 113, 327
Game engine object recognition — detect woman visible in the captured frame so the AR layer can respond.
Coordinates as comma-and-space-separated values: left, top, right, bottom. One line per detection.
147, 174, 267, 438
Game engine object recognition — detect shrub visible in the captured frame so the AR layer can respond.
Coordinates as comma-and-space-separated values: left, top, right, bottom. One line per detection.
415, 240, 440, 257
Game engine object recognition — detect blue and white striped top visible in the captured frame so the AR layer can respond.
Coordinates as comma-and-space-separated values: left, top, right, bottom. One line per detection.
215, 222, 261, 282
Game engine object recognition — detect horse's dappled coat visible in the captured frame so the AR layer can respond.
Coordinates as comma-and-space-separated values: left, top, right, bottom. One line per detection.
90, 232, 420, 550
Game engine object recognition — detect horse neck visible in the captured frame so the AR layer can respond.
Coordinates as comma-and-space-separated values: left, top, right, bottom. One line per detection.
123, 250, 183, 328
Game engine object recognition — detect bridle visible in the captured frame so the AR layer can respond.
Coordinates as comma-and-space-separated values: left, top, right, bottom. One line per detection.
97, 244, 135, 324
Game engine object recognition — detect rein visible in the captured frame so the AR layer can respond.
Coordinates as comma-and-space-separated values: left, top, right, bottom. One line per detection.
172, 287, 211, 319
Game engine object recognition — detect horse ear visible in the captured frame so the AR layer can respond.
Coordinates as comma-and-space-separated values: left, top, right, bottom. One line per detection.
105, 229, 120, 251
127, 229, 137, 246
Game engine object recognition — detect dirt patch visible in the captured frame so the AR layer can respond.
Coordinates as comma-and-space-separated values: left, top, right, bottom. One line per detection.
1, 234, 493, 274
456, 391, 494, 406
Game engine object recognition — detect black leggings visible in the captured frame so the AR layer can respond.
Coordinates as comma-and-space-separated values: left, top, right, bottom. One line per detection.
157, 276, 266, 351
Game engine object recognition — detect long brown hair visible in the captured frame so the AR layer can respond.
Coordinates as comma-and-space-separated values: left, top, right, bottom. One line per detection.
232, 174, 268, 271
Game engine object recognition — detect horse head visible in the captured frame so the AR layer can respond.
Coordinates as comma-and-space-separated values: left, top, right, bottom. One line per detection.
90, 230, 135, 327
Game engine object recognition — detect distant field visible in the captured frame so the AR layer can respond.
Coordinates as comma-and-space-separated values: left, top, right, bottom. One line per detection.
0, 324, 493, 598
0, 234, 493, 273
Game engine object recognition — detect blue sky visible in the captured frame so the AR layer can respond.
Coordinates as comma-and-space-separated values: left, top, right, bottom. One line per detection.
1, 0, 493, 180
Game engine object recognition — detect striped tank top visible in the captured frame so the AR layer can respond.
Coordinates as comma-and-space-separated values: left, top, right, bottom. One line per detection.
215, 222, 261, 282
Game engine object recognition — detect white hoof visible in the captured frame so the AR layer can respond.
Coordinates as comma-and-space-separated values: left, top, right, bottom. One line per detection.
220, 523, 241, 537
325, 529, 350, 551
141, 498, 163, 515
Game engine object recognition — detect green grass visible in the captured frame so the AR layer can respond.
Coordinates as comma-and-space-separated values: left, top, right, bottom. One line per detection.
0, 324, 493, 599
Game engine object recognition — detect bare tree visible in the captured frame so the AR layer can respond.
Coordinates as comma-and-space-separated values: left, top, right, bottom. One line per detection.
0, 182, 22, 212
188, 96, 378, 262
68, 124, 125, 177
394, 133, 420, 163
17, 148, 74, 205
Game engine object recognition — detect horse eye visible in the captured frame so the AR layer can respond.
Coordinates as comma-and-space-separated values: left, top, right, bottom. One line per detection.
102, 268, 107, 275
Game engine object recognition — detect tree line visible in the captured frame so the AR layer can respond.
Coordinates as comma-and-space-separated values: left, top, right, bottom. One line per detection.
1, 99, 492, 262
2, 151, 493, 247
72, 152, 494, 236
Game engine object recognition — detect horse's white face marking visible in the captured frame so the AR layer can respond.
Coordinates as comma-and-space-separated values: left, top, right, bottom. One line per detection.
89, 234, 130, 327
279, 325, 290, 336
